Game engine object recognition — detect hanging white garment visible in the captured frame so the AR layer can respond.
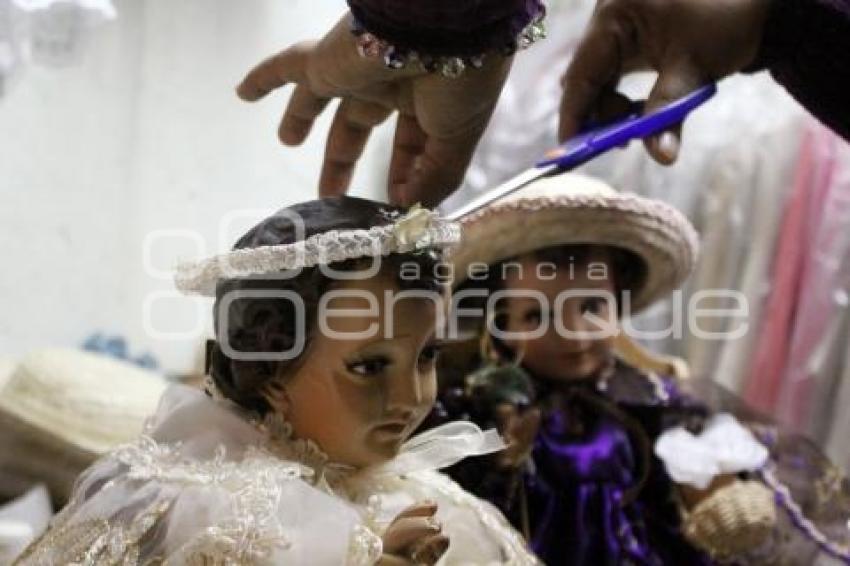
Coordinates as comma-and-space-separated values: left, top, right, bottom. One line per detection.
777, 137, 850, 439
708, 115, 804, 391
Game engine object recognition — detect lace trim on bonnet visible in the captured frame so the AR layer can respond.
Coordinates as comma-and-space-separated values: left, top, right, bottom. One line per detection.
175, 205, 461, 296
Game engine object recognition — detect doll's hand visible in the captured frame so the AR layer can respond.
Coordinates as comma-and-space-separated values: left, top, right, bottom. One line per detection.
495, 404, 541, 469
237, 13, 511, 207
378, 501, 450, 565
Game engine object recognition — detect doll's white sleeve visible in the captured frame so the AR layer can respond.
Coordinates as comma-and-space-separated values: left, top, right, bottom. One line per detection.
13, 439, 382, 565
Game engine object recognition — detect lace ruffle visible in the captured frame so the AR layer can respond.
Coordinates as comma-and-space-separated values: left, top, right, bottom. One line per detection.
256, 410, 357, 485
113, 435, 307, 487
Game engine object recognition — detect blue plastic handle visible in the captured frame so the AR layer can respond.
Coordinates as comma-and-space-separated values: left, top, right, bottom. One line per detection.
537, 83, 717, 169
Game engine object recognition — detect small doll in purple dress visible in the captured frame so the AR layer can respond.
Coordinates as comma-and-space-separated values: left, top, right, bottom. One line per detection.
427, 174, 850, 565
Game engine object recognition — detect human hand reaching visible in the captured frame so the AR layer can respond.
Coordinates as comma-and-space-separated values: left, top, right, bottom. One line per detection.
559, 0, 769, 164
238, 13, 512, 207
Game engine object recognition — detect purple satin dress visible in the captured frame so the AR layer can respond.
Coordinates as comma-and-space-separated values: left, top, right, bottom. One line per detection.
525, 379, 711, 565
428, 362, 850, 564
434, 361, 714, 565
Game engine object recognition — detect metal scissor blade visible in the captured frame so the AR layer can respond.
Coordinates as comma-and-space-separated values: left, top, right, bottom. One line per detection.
444, 164, 558, 221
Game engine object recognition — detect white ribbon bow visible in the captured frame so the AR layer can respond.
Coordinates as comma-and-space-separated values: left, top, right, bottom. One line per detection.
369, 421, 506, 477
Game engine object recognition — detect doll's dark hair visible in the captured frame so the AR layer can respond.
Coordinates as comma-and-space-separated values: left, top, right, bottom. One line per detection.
208, 196, 447, 415
476, 243, 646, 309
524, 243, 646, 301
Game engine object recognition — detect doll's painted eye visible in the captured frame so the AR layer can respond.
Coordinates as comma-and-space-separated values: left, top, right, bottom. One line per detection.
347, 356, 391, 377
523, 309, 542, 324
580, 297, 607, 315
418, 343, 442, 366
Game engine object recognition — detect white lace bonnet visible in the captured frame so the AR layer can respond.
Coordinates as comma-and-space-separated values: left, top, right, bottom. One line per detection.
175, 204, 461, 296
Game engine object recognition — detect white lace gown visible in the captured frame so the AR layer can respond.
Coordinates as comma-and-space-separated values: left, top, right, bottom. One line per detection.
14, 385, 538, 565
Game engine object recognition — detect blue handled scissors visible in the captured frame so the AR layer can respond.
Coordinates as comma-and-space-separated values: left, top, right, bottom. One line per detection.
445, 83, 717, 221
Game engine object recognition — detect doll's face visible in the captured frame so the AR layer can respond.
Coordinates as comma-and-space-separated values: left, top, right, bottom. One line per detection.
500, 251, 617, 382
270, 273, 446, 468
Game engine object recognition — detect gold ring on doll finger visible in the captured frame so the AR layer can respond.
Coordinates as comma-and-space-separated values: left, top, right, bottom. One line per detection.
408, 534, 450, 565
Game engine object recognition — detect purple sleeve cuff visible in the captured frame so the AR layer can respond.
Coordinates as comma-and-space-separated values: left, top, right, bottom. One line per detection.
346, 0, 545, 57
751, 0, 850, 140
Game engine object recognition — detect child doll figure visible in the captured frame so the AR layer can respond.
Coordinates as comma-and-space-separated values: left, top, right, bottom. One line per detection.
435, 174, 850, 565
439, 174, 714, 566
486, 248, 717, 566
15, 197, 538, 565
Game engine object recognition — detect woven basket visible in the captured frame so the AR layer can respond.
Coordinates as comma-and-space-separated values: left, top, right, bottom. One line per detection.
682, 479, 776, 559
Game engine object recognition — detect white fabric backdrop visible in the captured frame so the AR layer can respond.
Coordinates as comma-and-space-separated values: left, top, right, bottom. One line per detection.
0, 0, 395, 374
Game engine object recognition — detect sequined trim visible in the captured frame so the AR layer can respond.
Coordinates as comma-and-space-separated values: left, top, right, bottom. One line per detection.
14, 498, 171, 566
351, 14, 547, 78
25, 436, 305, 565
